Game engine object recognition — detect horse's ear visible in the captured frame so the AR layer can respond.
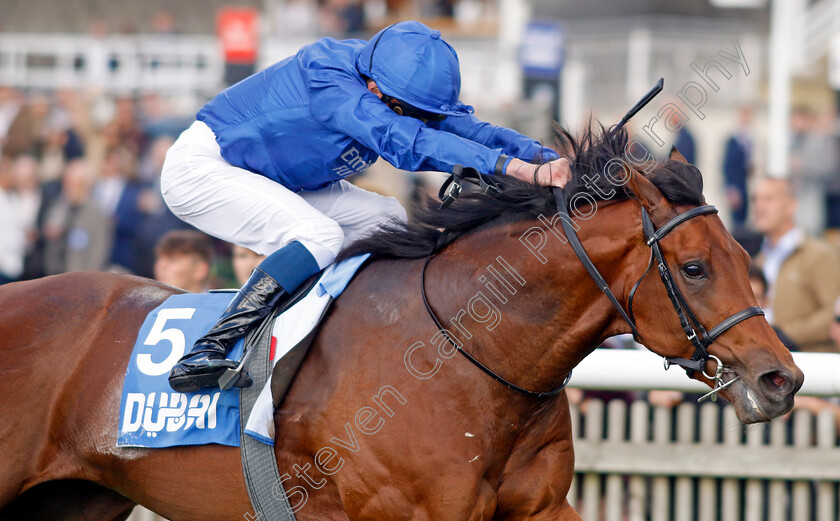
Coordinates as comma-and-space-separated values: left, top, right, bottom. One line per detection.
669, 146, 688, 164
625, 168, 671, 217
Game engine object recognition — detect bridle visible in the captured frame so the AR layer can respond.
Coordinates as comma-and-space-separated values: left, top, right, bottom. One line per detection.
553, 185, 764, 401
420, 77, 763, 401
419, 179, 763, 401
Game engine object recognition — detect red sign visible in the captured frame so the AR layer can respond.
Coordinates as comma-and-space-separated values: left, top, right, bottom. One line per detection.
217, 7, 259, 64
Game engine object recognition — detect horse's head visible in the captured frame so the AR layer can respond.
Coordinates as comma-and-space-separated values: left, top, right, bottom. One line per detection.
624, 148, 803, 423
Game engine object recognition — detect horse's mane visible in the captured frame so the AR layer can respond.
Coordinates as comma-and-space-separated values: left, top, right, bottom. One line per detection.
338, 123, 706, 261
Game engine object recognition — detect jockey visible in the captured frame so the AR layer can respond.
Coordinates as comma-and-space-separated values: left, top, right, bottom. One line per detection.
162, 20, 571, 393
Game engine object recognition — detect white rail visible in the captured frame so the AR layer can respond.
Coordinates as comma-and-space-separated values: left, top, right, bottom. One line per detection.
568, 348, 840, 396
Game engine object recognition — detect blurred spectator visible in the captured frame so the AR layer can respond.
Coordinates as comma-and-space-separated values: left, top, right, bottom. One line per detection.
418, 0, 456, 17
11, 155, 42, 262
722, 106, 753, 229
97, 147, 146, 273
752, 177, 840, 352
52, 89, 88, 161
154, 230, 214, 293
646, 388, 684, 409
104, 96, 145, 155
137, 94, 188, 147
137, 135, 175, 183
748, 265, 797, 350
0, 159, 26, 284
93, 146, 133, 217
319, 0, 366, 36
43, 159, 113, 275
673, 125, 696, 166
829, 296, 840, 354
789, 106, 839, 235
88, 18, 109, 38
232, 245, 265, 285
40, 108, 81, 183
0, 86, 24, 146
134, 135, 192, 277
748, 264, 769, 309
662, 109, 696, 165
4, 92, 52, 159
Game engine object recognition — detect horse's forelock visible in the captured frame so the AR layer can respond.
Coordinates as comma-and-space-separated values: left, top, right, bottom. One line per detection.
648, 160, 706, 207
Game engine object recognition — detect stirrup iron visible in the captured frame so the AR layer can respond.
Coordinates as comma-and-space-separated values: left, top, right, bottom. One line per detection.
217, 346, 255, 391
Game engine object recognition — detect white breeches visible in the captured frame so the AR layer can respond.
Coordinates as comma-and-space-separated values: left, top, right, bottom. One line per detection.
160, 121, 407, 268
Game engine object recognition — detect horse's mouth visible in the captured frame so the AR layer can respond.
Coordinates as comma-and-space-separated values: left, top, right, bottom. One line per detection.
720, 371, 793, 424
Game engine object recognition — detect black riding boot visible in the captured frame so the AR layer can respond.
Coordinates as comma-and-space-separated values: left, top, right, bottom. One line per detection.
168, 267, 287, 393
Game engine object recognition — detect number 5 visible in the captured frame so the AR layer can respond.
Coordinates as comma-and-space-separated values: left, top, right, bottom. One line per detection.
137, 308, 196, 376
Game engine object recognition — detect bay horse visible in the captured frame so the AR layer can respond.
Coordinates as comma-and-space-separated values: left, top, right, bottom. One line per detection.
0, 126, 802, 521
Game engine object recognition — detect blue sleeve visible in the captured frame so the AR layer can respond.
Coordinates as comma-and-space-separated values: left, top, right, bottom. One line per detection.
430, 114, 559, 164
300, 53, 504, 175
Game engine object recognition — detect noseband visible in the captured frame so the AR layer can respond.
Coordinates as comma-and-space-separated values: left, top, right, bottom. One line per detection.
552, 187, 764, 380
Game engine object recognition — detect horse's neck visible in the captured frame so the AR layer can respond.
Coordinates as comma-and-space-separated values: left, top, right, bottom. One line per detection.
424, 202, 640, 395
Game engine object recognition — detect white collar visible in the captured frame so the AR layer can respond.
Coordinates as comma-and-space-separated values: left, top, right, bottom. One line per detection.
762, 227, 802, 255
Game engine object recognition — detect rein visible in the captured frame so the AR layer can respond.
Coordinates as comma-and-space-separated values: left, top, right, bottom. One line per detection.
420, 248, 572, 399
425, 165, 571, 398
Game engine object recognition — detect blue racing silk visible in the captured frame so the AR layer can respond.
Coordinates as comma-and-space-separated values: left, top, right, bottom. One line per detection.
197, 37, 557, 192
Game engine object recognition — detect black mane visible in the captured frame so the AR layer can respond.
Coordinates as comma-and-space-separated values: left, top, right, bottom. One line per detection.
338, 123, 705, 261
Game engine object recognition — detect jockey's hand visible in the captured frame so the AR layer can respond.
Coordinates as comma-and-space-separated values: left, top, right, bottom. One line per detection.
506, 157, 572, 188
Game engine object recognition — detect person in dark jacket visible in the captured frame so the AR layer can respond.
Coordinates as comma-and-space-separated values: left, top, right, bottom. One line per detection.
723, 107, 753, 228
161, 20, 571, 392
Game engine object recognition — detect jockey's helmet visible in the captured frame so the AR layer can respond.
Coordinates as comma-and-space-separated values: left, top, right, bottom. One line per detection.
357, 21, 474, 118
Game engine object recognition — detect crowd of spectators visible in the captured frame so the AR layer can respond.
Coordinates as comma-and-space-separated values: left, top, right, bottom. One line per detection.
0, 87, 210, 286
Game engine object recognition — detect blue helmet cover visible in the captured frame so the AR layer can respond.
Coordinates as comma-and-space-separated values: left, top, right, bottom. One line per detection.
357, 21, 474, 117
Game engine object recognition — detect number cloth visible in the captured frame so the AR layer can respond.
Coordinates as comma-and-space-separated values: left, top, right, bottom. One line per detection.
118, 292, 244, 448
118, 255, 368, 448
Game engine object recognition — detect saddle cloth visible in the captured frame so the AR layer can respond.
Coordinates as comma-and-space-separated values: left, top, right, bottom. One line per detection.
117, 254, 369, 448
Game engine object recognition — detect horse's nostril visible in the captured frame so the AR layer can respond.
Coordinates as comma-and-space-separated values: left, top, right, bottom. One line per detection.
759, 370, 792, 398
769, 373, 786, 388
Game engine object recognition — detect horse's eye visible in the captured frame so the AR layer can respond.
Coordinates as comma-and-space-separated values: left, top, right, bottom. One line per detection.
682, 262, 705, 279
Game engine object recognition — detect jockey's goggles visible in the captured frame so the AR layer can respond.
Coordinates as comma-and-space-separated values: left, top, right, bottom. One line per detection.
380, 94, 448, 122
